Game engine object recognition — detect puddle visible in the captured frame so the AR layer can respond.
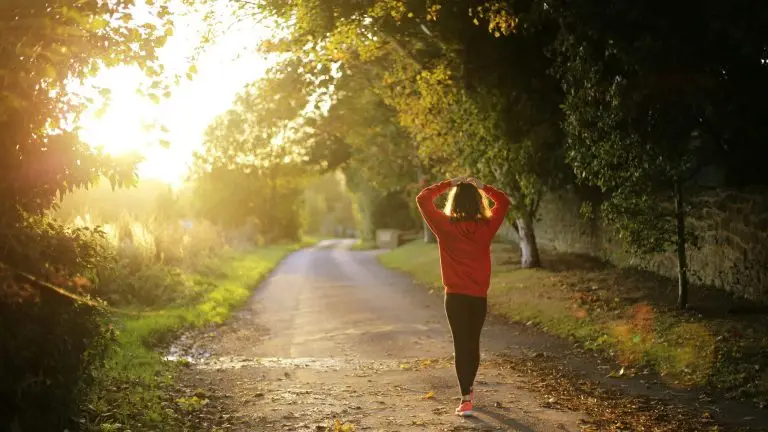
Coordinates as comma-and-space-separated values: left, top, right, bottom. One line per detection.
164, 330, 215, 363
193, 356, 404, 371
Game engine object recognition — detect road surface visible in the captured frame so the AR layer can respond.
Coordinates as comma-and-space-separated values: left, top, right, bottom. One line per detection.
176, 239, 586, 431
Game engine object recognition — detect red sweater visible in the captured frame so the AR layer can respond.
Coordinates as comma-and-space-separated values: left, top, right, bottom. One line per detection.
416, 180, 511, 298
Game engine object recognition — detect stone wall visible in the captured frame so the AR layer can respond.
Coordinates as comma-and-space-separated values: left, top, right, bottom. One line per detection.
500, 188, 768, 302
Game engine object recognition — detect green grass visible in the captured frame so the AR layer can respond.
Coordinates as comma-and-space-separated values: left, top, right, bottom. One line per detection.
350, 239, 378, 251
84, 244, 303, 431
380, 240, 768, 404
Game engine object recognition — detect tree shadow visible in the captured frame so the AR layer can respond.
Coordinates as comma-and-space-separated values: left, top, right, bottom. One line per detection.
466, 407, 537, 432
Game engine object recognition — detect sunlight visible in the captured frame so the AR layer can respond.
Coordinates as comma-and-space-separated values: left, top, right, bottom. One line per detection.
76, 2, 277, 188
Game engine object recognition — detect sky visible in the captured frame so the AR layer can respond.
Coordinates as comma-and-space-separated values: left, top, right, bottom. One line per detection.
76, 2, 277, 187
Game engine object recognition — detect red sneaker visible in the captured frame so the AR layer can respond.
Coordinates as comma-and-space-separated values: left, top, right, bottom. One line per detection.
455, 400, 474, 417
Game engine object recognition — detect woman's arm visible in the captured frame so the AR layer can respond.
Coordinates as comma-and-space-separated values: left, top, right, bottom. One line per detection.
416, 177, 463, 236
467, 177, 511, 233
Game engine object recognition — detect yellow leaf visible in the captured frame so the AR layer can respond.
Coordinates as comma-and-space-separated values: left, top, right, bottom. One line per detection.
44, 64, 58, 80
422, 391, 435, 399
188, 64, 198, 75
91, 17, 109, 30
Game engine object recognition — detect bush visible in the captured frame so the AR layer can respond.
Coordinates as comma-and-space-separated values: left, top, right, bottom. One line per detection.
0, 215, 115, 431
0, 211, 232, 430
0, 293, 113, 431
84, 215, 229, 309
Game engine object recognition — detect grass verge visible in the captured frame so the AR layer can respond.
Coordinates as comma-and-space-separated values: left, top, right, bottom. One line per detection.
350, 239, 378, 251
83, 243, 303, 431
380, 240, 768, 408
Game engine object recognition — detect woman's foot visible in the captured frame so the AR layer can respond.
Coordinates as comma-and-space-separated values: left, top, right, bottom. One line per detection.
455, 400, 474, 417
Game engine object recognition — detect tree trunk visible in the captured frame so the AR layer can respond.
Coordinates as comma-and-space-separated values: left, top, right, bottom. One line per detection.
516, 212, 541, 268
674, 181, 689, 310
356, 190, 375, 242
423, 218, 436, 243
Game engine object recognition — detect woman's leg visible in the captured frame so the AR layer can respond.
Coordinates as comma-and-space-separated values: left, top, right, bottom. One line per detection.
445, 293, 487, 397
466, 297, 487, 389
445, 294, 472, 397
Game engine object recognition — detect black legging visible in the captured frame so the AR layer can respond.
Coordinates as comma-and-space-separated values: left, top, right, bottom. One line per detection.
445, 293, 488, 396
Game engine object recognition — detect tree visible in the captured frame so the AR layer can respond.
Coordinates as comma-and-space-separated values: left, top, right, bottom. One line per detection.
1, 0, 179, 282
302, 172, 358, 236
0, 1, 180, 429
0, 0, 177, 216
191, 68, 311, 243
544, 0, 768, 308
249, 0, 570, 267
311, 71, 424, 241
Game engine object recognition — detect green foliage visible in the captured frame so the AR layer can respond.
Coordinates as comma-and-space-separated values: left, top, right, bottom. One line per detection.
0, 209, 227, 430
0, 0, 176, 216
0, 215, 115, 431
371, 191, 422, 232
192, 71, 311, 243
0, 1, 186, 424
56, 177, 181, 223
303, 172, 359, 236
246, 0, 570, 265
0, 295, 114, 431
545, 0, 768, 255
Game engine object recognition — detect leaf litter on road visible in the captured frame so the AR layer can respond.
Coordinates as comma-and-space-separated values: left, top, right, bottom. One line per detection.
488, 353, 743, 432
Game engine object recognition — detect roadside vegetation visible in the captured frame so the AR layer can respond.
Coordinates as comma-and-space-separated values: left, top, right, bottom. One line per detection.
83, 244, 301, 431
381, 241, 768, 409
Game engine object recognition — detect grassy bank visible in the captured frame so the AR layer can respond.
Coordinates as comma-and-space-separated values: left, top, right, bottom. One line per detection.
380, 241, 768, 407
350, 239, 378, 251
84, 244, 302, 431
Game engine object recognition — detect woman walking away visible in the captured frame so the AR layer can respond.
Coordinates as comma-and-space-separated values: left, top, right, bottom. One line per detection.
416, 176, 510, 417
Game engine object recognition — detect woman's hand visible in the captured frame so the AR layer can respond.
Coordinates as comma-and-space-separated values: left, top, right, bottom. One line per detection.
450, 176, 467, 186
466, 177, 485, 189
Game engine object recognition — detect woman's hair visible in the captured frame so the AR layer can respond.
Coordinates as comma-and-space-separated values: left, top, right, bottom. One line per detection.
443, 182, 491, 222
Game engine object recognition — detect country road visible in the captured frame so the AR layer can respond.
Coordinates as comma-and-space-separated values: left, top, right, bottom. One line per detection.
174, 239, 586, 431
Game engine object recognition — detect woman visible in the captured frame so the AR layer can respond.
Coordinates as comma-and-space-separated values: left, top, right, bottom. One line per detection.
416, 176, 510, 417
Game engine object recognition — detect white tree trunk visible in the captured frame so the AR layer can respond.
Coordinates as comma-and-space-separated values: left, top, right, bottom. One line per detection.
423, 219, 436, 243
516, 214, 541, 268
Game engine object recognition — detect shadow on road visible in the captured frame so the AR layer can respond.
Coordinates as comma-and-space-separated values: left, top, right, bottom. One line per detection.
471, 408, 537, 432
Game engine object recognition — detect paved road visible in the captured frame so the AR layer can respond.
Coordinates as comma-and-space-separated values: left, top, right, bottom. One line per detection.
179, 239, 584, 431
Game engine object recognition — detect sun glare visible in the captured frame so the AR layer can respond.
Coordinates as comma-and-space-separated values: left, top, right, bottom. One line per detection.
76, 3, 277, 188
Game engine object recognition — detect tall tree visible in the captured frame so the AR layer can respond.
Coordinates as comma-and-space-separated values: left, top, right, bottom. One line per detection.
192, 64, 312, 242
543, 0, 768, 308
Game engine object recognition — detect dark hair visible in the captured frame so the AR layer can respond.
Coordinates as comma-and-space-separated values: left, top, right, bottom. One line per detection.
443, 182, 491, 222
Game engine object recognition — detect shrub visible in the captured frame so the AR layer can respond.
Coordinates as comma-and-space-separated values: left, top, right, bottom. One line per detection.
0, 215, 115, 431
